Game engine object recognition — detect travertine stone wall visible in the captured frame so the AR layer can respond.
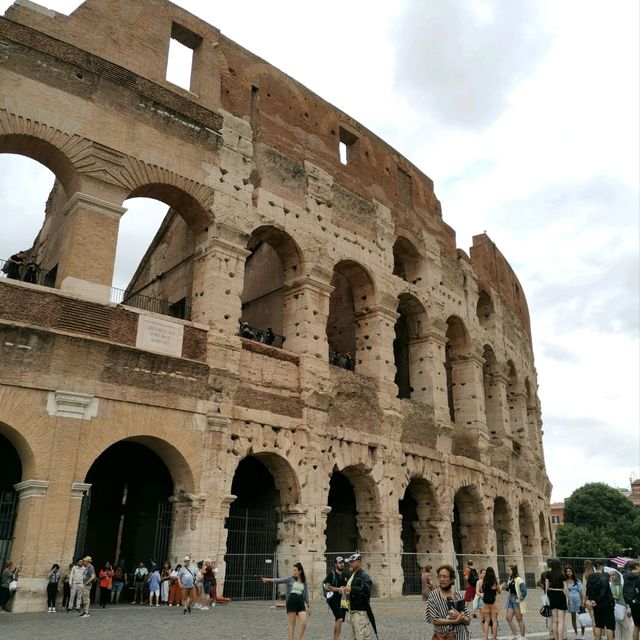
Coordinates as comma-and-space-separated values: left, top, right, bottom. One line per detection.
0, 0, 551, 611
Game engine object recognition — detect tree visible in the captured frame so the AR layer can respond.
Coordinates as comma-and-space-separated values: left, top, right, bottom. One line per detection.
556, 483, 640, 557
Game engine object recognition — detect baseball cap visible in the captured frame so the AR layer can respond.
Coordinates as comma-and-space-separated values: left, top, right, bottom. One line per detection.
184, 555, 191, 561
335, 556, 344, 564
593, 559, 606, 567
348, 553, 362, 562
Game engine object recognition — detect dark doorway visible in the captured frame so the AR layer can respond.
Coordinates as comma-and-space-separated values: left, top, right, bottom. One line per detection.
326, 471, 359, 553
224, 456, 279, 600
79, 441, 173, 574
394, 312, 411, 399
399, 488, 420, 594
0, 433, 21, 569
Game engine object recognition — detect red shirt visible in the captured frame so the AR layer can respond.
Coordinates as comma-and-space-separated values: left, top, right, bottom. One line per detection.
98, 569, 113, 588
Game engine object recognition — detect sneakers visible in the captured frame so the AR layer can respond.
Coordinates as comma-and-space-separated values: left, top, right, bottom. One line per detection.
47, 607, 52, 613
184, 608, 188, 615
201, 606, 209, 610
188, 606, 191, 614
79, 612, 90, 617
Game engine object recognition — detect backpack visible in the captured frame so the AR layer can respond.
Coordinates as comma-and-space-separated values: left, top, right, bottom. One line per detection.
468, 569, 479, 587
322, 570, 337, 598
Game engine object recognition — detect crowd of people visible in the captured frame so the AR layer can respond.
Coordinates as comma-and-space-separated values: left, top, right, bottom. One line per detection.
1, 250, 42, 283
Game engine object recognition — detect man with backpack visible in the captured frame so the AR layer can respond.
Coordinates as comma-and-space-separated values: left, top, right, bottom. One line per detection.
323, 556, 349, 640
623, 560, 640, 640
586, 560, 616, 640
465, 561, 479, 611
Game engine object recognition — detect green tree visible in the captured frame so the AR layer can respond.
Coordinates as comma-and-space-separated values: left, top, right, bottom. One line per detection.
557, 483, 640, 557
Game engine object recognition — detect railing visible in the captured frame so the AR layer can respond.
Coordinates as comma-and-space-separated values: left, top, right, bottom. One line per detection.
0, 257, 55, 287
239, 323, 285, 349
110, 287, 192, 321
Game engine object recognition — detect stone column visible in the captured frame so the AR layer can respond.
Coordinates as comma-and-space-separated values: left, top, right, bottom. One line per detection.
422, 325, 450, 423
8, 480, 50, 612
282, 274, 334, 357
57, 192, 126, 302
508, 390, 530, 458
486, 370, 511, 438
355, 306, 398, 380
191, 233, 251, 333
169, 493, 207, 562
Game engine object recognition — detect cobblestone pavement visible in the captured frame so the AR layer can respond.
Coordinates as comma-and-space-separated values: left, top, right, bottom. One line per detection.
0, 593, 589, 640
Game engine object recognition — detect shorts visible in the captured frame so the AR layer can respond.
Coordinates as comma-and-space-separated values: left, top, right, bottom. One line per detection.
82, 584, 91, 603
202, 581, 211, 596
506, 595, 521, 611
111, 581, 124, 594
329, 598, 347, 621
630, 603, 640, 627
134, 581, 145, 592
149, 588, 160, 597
482, 602, 499, 615
181, 587, 196, 601
593, 605, 616, 631
548, 589, 567, 611
286, 593, 306, 614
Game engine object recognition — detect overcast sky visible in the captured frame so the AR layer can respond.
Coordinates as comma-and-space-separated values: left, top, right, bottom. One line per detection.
1, 0, 638, 503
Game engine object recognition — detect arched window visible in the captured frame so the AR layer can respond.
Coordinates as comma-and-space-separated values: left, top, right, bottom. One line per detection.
444, 316, 471, 423
476, 289, 495, 328
392, 237, 422, 284
394, 293, 428, 400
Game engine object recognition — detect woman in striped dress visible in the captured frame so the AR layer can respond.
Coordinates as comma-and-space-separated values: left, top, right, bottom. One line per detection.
426, 564, 471, 640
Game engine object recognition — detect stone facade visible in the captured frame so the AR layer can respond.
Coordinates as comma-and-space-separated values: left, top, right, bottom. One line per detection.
0, 0, 551, 612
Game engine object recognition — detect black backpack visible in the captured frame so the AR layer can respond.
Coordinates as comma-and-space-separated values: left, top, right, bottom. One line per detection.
469, 569, 479, 587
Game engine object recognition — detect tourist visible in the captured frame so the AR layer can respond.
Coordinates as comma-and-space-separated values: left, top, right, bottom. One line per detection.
504, 564, 527, 640
586, 560, 615, 640
475, 568, 486, 623
265, 327, 275, 345
4, 251, 25, 280
131, 561, 148, 604
179, 556, 197, 614
262, 562, 310, 640
239, 321, 255, 339
426, 563, 470, 640
421, 565, 434, 602
582, 560, 597, 629
477, 566, 501, 640
148, 565, 161, 606
46, 563, 61, 612
341, 553, 376, 640
622, 560, 640, 640
80, 556, 95, 618
61, 564, 71, 612
97, 562, 113, 608
0, 561, 17, 612
323, 555, 349, 640
160, 562, 172, 605
464, 560, 479, 611
68, 558, 84, 612
168, 563, 182, 607
546, 559, 568, 640
565, 566, 585, 637
111, 564, 126, 604
192, 560, 205, 609
200, 558, 213, 610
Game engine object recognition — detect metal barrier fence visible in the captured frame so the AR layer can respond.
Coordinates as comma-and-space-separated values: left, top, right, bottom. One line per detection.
110, 287, 192, 321
239, 324, 285, 349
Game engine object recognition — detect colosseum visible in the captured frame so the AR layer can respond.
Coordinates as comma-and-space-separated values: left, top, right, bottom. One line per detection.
0, 0, 552, 612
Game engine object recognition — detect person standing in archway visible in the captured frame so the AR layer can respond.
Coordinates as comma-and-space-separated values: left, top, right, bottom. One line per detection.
98, 562, 113, 608
262, 562, 310, 640
68, 558, 84, 612
178, 556, 197, 614
0, 561, 16, 612
46, 564, 61, 613
79, 556, 95, 618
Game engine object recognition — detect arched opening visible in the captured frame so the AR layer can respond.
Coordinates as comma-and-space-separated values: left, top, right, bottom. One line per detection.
78, 441, 174, 580
394, 293, 428, 400
525, 378, 539, 453
476, 289, 495, 329
241, 226, 302, 347
0, 433, 22, 569
508, 361, 526, 447
326, 260, 375, 370
482, 345, 503, 441
225, 453, 300, 600
392, 237, 422, 284
445, 316, 471, 423
452, 486, 485, 573
518, 502, 538, 583
493, 497, 512, 580
539, 511, 551, 556
326, 470, 359, 553
400, 478, 438, 595
114, 198, 196, 320
0, 152, 61, 288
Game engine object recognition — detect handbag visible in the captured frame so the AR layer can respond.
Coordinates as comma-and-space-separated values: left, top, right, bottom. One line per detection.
578, 612, 592, 627
614, 604, 626, 622
9, 579, 18, 591
540, 604, 552, 618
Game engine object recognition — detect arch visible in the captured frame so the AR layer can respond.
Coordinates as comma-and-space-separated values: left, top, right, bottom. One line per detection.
493, 497, 513, 577
79, 440, 175, 572
126, 182, 210, 234
445, 316, 471, 423
507, 361, 526, 443
248, 451, 302, 507
241, 225, 305, 340
539, 511, 551, 556
452, 484, 486, 557
482, 345, 503, 440
339, 464, 381, 517
518, 501, 539, 575
392, 236, 422, 284
0, 432, 22, 569
476, 289, 495, 328
0, 421, 36, 481
327, 260, 377, 366
326, 469, 359, 553
394, 293, 428, 400
0, 133, 79, 197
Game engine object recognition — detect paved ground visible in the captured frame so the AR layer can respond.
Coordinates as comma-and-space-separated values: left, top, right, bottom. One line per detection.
0, 594, 584, 640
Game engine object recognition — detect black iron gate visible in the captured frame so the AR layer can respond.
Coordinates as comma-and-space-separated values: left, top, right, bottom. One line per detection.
153, 498, 172, 564
224, 506, 278, 600
0, 489, 18, 569
73, 492, 91, 561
